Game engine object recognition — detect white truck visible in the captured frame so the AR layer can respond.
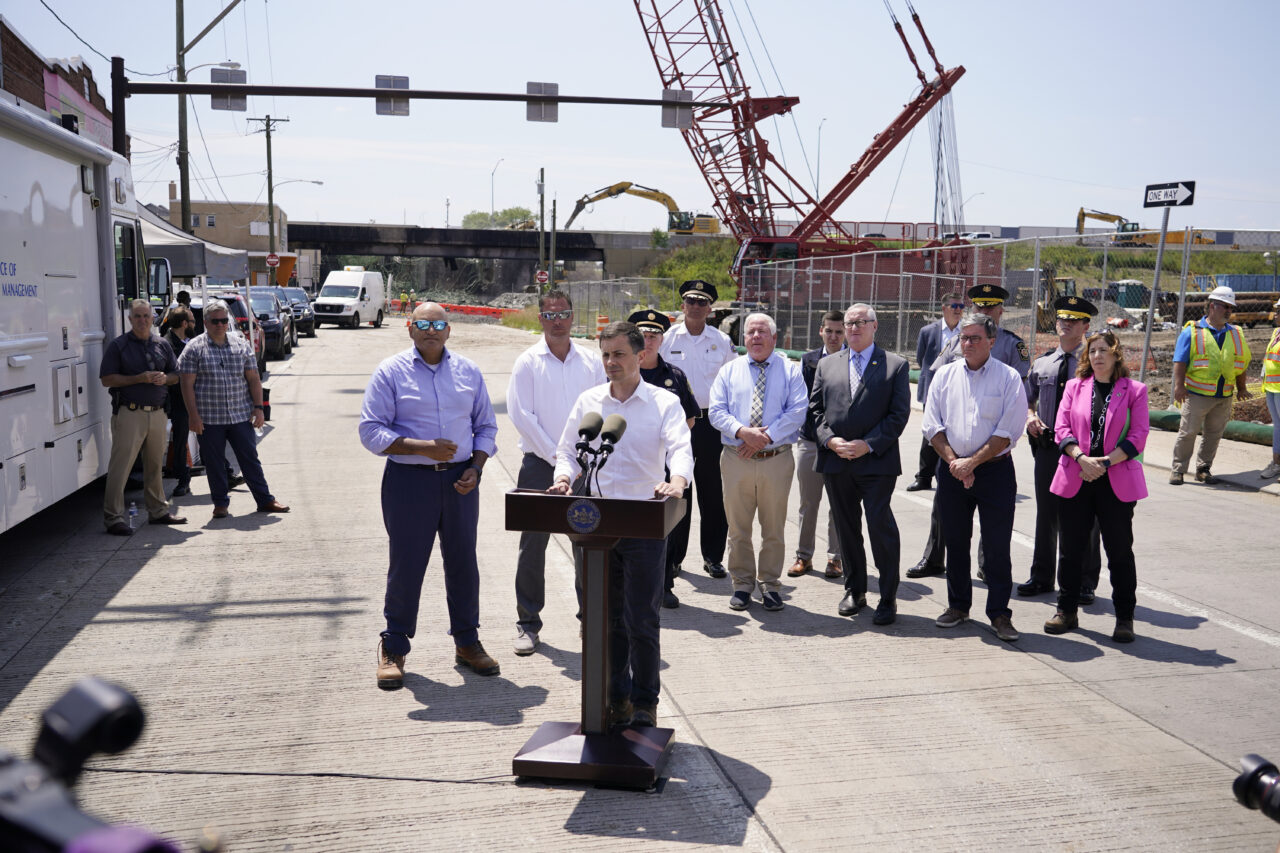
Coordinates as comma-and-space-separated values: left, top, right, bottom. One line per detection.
312, 266, 386, 328
0, 97, 169, 534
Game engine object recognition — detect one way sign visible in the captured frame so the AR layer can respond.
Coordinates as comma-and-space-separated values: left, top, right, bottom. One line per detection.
1144, 181, 1195, 208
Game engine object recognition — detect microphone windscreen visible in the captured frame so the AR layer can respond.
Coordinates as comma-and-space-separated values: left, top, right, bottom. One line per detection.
600, 413, 627, 443
577, 411, 604, 440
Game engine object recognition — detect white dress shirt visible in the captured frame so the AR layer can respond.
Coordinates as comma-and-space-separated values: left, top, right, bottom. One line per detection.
507, 338, 606, 464
921, 356, 1028, 458
554, 380, 694, 500
660, 322, 737, 408
708, 351, 808, 449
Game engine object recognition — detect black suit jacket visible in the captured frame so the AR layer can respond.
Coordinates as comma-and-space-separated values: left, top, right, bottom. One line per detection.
810, 344, 911, 477
799, 345, 839, 441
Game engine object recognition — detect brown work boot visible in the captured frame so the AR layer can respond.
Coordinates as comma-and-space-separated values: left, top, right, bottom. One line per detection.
1043, 610, 1079, 635
455, 642, 501, 676
376, 641, 405, 690
824, 557, 843, 578
787, 557, 812, 577
608, 698, 634, 728
630, 703, 657, 727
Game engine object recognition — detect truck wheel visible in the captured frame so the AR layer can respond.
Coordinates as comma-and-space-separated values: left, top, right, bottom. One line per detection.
374, 310, 384, 328
350, 312, 360, 329
290, 325, 298, 347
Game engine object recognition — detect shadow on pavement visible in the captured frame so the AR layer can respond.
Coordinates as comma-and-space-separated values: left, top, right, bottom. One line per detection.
403, 672, 549, 726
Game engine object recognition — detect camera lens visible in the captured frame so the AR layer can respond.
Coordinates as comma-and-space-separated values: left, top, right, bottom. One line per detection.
1234, 754, 1280, 823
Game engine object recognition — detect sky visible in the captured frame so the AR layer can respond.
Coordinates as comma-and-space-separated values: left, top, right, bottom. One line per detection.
6, 0, 1278, 236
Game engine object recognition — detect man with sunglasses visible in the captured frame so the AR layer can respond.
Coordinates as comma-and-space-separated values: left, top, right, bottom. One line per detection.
660, 279, 737, 581
99, 298, 187, 535
1169, 285, 1253, 485
178, 299, 288, 520
908, 293, 964, 493
361, 303, 500, 689
506, 290, 605, 655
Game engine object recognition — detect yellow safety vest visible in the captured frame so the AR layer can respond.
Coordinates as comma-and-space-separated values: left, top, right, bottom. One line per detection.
1263, 327, 1280, 394
1184, 321, 1249, 396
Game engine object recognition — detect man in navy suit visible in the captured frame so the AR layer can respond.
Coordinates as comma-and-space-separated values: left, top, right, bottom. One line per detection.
809, 303, 911, 625
908, 293, 964, 491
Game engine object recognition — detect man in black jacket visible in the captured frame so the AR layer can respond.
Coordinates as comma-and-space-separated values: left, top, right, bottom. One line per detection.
789, 310, 845, 579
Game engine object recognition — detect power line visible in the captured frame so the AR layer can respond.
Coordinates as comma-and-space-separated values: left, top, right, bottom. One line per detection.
37, 0, 168, 76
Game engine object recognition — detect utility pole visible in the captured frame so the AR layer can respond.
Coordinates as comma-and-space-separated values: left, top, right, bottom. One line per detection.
538, 167, 546, 273
176, 0, 190, 233
549, 199, 557, 286
247, 115, 289, 259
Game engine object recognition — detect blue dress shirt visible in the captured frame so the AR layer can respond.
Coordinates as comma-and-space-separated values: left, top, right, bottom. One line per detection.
709, 351, 808, 449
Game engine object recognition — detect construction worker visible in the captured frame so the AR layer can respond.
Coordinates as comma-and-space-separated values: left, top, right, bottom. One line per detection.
1260, 313, 1280, 479
1169, 285, 1252, 485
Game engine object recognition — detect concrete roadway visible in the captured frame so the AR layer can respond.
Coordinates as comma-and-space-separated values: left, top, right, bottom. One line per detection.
0, 320, 1277, 852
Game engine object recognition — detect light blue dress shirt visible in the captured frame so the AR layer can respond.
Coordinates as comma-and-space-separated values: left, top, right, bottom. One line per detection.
709, 351, 808, 449
359, 347, 499, 464
921, 355, 1027, 458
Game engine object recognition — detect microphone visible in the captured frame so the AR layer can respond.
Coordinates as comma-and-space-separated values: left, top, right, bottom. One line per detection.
575, 412, 604, 454
598, 414, 627, 456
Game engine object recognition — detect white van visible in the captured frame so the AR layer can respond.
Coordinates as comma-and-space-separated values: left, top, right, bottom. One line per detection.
313, 266, 386, 328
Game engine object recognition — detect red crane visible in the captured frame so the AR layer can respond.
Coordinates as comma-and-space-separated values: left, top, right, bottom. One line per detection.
633, 0, 964, 278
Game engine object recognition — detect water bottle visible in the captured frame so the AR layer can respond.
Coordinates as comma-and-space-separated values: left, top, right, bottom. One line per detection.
128, 502, 138, 530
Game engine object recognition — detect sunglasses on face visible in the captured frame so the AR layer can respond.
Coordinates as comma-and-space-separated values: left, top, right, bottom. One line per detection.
683, 297, 710, 306
207, 317, 230, 325
539, 310, 572, 321
412, 319, 448, 331
946, 303, 965, 310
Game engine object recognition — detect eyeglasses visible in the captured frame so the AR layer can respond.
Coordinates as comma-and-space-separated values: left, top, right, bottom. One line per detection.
959, 334, 989, 344
539, 310, 572, 321
412, 319, 448, 331
946, 303, 966, 310
682, 297, 710, 306
843, 319, 873, 328
207, 317, 230, 325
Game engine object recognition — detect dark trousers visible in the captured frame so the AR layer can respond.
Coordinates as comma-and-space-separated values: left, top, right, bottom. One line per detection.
608, 537, 665, 707
168, 404, 190, 485
920, 487, 985, 572
690, 416, 727, 564
1056, 477, 1137, 620
937, 454, 1016, 619
664, 484, 693, 592
196, 421, 273, 509
1029, 440, 1101, 589
379, 461, 481, 655
823, 471, 900, 601
916, 436, 939, 483
515, 454, 555, 632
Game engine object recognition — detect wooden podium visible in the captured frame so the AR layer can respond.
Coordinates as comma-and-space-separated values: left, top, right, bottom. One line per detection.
505, 488, 686, 788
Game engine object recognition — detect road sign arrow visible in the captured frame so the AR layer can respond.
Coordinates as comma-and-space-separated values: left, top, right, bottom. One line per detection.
1176, 182, 1193, 204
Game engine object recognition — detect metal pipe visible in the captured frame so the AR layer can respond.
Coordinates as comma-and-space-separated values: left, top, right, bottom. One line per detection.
1138, 207, 1172, 385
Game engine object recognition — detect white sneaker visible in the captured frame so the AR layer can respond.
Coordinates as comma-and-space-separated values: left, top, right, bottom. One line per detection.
513, 628, 539, 656
1260, 461, 1280, 479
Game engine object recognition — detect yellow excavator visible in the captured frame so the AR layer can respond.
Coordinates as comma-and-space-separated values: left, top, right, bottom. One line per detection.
564, 182, 721, 234
1075, 207, 1213, 247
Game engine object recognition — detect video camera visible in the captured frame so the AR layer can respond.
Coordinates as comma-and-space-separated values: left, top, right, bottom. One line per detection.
0, 677, 179, 852
1235, 754, 1280, 825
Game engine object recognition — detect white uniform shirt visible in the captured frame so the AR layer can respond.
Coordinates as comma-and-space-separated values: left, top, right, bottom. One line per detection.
507, 338, 606, 464
554, 381, 694, 500
922, 356, 1028, 458
660, 322, 737, 408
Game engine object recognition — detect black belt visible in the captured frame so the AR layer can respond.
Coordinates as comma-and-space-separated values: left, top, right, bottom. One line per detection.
123, 402, 164, 412
697, 408, 709, 419
426, 460, 470, 471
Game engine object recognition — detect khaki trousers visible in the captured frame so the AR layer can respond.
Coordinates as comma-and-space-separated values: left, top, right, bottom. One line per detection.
104, 407, 169, 527
1171, 392, 1234, 474
721, 447, 794, 593
793, 439, 838, 562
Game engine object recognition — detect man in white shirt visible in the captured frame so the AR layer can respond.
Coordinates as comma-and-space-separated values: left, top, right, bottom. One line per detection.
661, 279, 738, 580
506, 290, 606, 655
922, 313, 1029, 642
708, 313, 808, 612
550, 322, 692, 728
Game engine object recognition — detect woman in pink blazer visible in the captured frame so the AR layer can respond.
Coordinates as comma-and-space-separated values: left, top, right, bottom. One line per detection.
1045, 331, 1150, 643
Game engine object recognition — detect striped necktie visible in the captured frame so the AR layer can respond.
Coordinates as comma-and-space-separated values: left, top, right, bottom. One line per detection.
849, 351, 864, 396
750, 360, 767, 427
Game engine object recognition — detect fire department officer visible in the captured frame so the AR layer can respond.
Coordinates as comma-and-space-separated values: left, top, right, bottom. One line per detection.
661, 279, 737, 580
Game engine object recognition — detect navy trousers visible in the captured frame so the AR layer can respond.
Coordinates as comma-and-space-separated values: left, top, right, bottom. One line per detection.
690, 416, 728, 564
607, 537, 665, 708
936, 454, 1016, 619
379, 460, 480, 655
197, 420, 273, 509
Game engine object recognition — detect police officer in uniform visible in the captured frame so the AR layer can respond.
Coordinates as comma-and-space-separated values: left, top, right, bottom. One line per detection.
661, 280, 737, 579
632, 309, 700, 608
1019, 295, 1102, 601
908, 283, 1030, 578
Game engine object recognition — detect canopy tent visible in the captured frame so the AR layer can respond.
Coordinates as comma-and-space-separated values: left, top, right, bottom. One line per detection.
140, 205, 248, 283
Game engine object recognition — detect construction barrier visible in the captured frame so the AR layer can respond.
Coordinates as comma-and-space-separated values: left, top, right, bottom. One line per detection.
596, 315, 609, 337
438, 302, 520, 319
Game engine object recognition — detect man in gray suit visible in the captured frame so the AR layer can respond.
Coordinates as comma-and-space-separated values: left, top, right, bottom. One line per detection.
908, 292, 965, 491
810, 303, 911, 626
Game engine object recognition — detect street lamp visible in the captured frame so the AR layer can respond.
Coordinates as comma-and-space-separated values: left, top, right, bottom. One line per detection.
490, 158, 504, 227
960, 191, 984, 230
815, 117, 827, 197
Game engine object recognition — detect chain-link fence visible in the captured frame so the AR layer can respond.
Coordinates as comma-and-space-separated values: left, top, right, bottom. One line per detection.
561, 277, 679, 337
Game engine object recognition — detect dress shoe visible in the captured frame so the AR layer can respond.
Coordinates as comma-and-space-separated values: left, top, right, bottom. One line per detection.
787, 557, 812, 577
976, 568, 986, 582
991, 614, 1020, 642
455, 642, 500, 676
728, 590, 750, 611
630, 704, 657, 727
1078, 587, 1096, 606
906, 558, 944, 579
1016, 578, 1053, 596
872, 599, 897, 625
662, 590, 680, 609
513, 628, 538, 656
171, 482, 190, 497
935, 608, 968, 628
905, 478, 932, 492
227, 473, 246, 488
703, 561, 727, 579
151, 513, 187, 525
838, 591, 866, 617
761, 590, 784, 611
1168, 471, 1184, 485
376, 641, 405, 690
1112, 619, 1136, 643
211, 506, 229, 519
823, 557, 843, 579
105, 522, 133, 537
1195, 468, 1220, 485
1043, 610, 1078, 634
256, 500, 290, 513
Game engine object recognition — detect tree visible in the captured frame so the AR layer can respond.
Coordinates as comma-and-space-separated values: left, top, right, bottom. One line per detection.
461, 207, 536, 230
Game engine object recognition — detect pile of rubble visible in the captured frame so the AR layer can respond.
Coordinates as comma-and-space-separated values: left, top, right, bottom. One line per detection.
488, 292, 539, 310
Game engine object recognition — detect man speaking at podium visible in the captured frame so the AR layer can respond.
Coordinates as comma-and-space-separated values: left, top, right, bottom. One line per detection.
548, 321, 693, 728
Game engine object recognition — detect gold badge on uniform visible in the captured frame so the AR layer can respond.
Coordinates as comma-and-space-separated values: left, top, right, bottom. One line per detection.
664, 379, 673, 386
1017, 341, 1029, 360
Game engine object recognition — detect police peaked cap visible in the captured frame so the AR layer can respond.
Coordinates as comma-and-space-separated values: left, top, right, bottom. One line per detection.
628, 308, 671, 333
967, 283, 1009, 306
1054, 295, 1098, 320
679, 279, 718, 302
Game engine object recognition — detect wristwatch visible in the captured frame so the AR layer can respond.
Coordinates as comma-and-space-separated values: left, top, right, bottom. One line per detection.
252, 404, 264, 410
1101, 457, 1112, 469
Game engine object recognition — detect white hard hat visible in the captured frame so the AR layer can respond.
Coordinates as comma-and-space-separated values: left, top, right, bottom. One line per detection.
1208, 285, 1237, 307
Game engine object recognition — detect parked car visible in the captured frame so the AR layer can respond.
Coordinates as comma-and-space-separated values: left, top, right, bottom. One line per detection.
248, 289, 296, 359
281, 285, 317, 337
193, 291, 267, 375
